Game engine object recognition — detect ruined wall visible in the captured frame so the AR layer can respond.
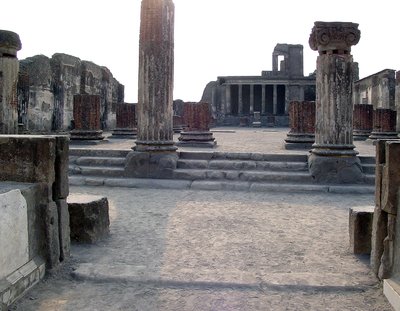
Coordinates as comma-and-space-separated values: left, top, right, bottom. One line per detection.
18, 53, 124, 132
353, 69, 396, 109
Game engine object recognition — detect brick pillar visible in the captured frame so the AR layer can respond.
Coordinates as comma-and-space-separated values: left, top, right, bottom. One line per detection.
0, 30, 21, 134
284, 100, 315, 149
308, 22, 364, 183
353, 104, 373, 140
177, 102, 216, 148
135, 0, 176, 153
70, 94, 104, 140
369, 108, 398, 140
112, 103, 137, 138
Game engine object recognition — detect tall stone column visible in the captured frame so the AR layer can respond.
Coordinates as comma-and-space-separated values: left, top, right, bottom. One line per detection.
225, 84, 231, 115
261, 85, 266, 114
238, 84, 243, 116
273, 84, 278, 115
126, 0, 177, 178
250, 84, 254, 114
0, 30, 21, 134
308, 21, 364, 183
396, 71, 400, 131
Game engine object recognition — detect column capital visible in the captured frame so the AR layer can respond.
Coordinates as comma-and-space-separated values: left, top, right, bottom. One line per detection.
0, 30, 22, 57
309, 21, 360, 55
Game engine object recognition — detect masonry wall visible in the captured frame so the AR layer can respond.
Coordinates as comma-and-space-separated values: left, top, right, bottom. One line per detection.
19, 53, 124, 132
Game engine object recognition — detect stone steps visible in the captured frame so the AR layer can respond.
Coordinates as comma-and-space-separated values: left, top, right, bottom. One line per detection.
70, 165, 125, 177
75, 156, 126, 167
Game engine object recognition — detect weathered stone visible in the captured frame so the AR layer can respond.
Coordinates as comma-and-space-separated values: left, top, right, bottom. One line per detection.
349, 206, 374, 254
173, 115, 184, 133
380, 142, 400, 215
353, 104, 373, 140
135, 0, 176, 153
112, 103, 137, 138
67, 194, 110, 243
0, 30, 21, 134
252, 111, 261, 127
177, 102, 217, 148
70, 94, 104, 140
53, 136, 69, 200
285, 101, 315, 149
44, 201, 60, 269
308, 21, 363, 183
17, 69, 29, 132
371, 205, 388, 276
369, 108, 398, 140
55, 199, 70, 261
125, 151, 178, 179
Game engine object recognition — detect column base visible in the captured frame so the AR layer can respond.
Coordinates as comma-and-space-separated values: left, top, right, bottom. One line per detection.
308, 152, 364, 184
134, 140, 177, 152
368, 131, 399, 141
176, 131, 217, 148
353, 130, 372, 141
111, 128, 137, 139
284, 133, 315, 149
125, 150, 178, 179
70, 130, 104, 140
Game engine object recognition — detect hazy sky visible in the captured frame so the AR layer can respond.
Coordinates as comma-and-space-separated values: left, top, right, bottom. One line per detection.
2, 0, 399, 102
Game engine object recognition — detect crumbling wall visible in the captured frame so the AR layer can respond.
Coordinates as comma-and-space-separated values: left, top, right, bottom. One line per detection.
18, 53, 124, 132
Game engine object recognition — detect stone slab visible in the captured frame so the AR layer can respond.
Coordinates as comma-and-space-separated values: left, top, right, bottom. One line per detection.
384, 279, 400, 311
349, 206, 374, 254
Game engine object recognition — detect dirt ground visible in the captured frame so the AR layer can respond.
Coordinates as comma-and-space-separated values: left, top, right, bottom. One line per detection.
11, 186, 392, 311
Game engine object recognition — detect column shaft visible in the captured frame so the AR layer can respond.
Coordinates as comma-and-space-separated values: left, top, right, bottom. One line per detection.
250, 84, 254, 114
273, 85, 278, 115
238, 84, 243, 116
225, 84, 231, 115
261, 85, 266, 114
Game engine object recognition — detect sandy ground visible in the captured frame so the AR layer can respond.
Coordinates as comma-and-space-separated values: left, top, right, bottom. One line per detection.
12, 186, 392, 311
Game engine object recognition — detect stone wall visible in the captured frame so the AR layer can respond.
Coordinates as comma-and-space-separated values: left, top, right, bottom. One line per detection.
18, 53, 124, 133
0, 135, 69, 308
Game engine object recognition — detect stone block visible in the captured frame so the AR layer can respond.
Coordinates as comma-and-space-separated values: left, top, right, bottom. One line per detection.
53, 136, 69, 200
0, 136, 56, 187
381, 142, 400, 215
44, 201, 60, 269
68, 194, 110, 243
349, 206, 374, 254
370, 206, 388, 276
56, 199, 70, 261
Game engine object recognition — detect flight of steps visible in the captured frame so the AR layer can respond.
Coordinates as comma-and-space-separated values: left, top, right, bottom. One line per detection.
69, 148, 376, 194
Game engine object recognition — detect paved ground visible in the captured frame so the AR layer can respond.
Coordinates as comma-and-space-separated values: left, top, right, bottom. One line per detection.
12, 185, 392, 310
11, 128, 390, 310
70, 127, 376, 157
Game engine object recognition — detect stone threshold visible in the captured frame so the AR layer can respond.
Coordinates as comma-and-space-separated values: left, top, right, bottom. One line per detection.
384, 278, 400, 311
69, 176, 375, 194
0, 257, 45, 310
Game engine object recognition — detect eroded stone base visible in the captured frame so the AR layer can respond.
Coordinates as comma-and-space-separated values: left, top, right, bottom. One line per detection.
70, 130, 105, 141
111, 128, 137, 139
177, 131, 217, 148
284, 133, 314, 150
125, 151, 178, 179
308, 154, 364, 184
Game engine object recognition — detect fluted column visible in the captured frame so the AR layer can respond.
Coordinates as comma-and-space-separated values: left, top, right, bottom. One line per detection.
261, 85, 266, 114
308, 21, 364, 183
273, 85, 278, 115
225, 84, 231, 115
0, 30, 21, 134
135, 0, 176, 152
238, 84, 243, 116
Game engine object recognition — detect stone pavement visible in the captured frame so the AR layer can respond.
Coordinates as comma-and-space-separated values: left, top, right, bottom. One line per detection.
70, 127, 376, 157
12, 186, 393, 310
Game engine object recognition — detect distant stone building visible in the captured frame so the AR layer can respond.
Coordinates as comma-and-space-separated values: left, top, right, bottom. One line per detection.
201, 44, 316, 126
18, 53, 124, 132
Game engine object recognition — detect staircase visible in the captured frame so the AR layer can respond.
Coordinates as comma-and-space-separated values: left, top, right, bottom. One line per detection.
69, 148, 376, 194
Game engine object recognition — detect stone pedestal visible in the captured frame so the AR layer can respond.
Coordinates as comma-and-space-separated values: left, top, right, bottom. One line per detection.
177, 102, 216, 148
284, 101, 315, 149
368, 108, 398, 140
239, 116, 248, 127
112, 103, 137, 139
353, 104, 373, 140
70, 94, 104, 141
126, 0, 177, 178
0, 30, 21, 134
308, 21, 363, 183
173, 115, 184, 133
252, 111, 261, 127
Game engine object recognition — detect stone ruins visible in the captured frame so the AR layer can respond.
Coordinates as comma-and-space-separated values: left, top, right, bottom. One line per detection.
201, 44, 316, 127
2, 2, 400, 309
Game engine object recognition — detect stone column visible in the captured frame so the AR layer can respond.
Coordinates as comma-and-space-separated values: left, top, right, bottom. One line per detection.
225, 84, 231, 115
353, 104, 373, 140
250, 84, 254, 114
70, 94, 104, 141
177, 102, 216, 148
285, 101, 315, 149
126, 0, 177, 179
0, 30, 21, 134
273, 84, 278, 115
308, 21, 364, 183
396, 71, 400, 131
368, 108, 398, 140
112, 103, 137, 138
261, 85, 266, 114
238, 84, 243, 116
284, 85, 289, 114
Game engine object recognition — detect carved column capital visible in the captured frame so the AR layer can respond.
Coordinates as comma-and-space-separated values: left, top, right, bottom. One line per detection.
309, 21, 360, 54
0, 30, 21, 57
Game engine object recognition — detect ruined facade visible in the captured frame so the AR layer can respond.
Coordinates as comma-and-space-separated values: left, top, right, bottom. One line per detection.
201, 44, 316, 126
18, 53, 124, 133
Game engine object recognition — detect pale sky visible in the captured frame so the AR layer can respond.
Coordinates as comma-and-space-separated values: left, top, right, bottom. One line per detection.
2, 0, 399, 102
